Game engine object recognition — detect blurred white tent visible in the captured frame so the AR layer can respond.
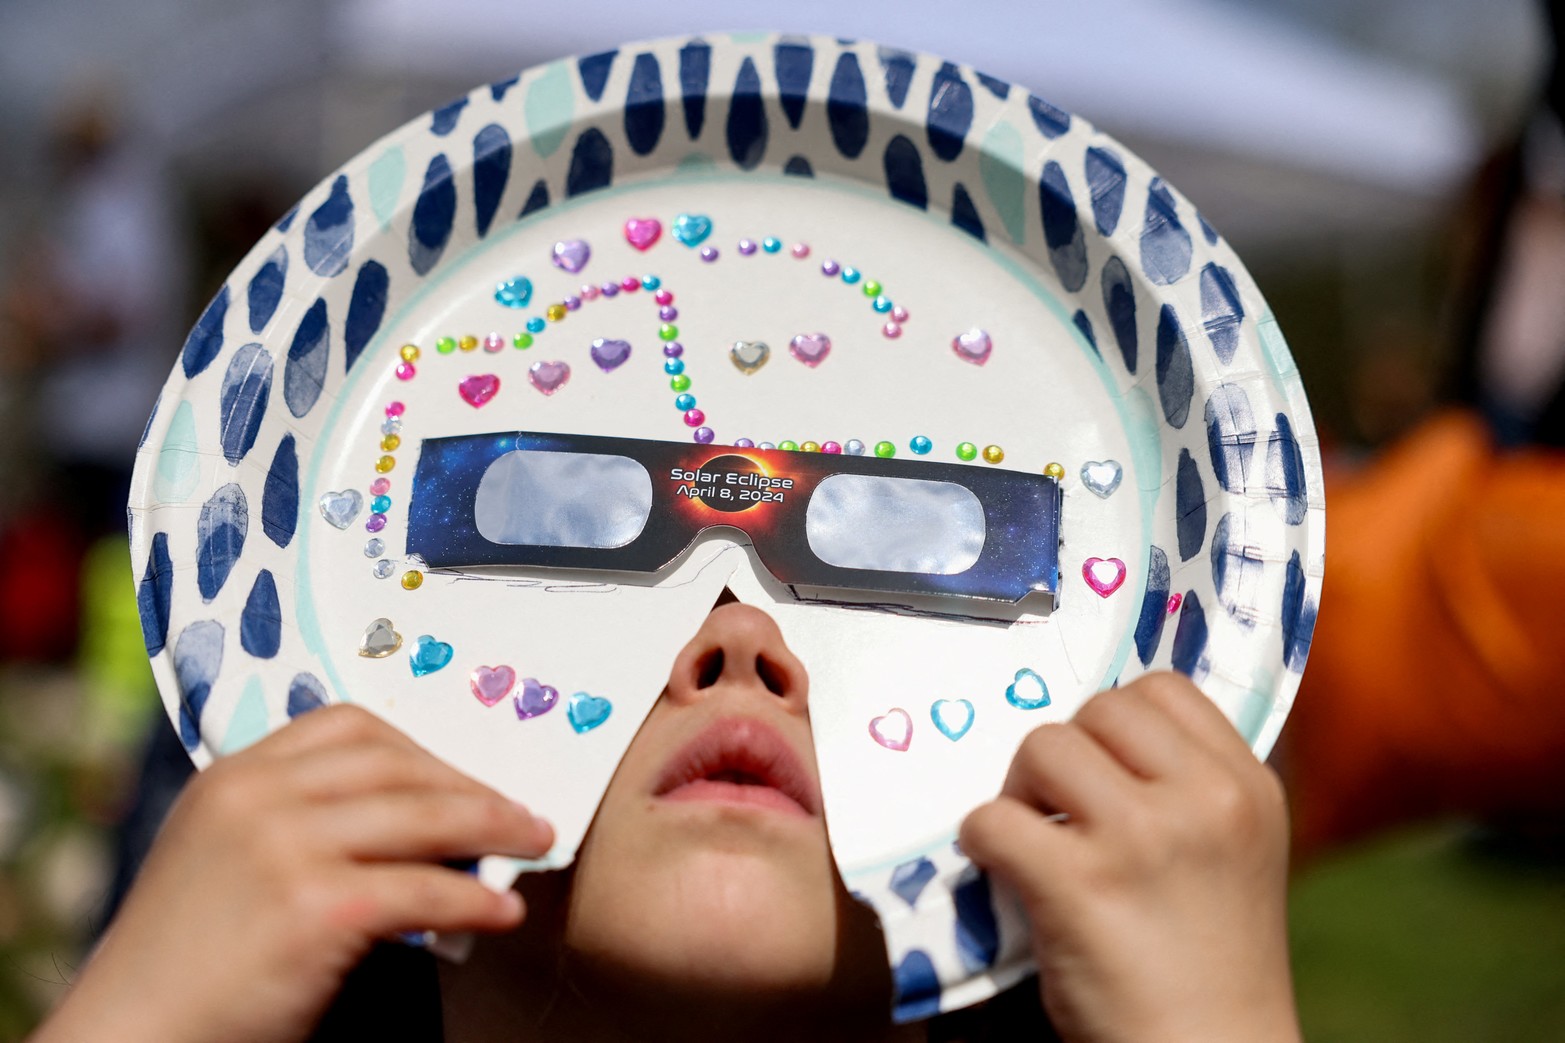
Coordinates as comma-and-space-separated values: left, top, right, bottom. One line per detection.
0, 0, 1549, 254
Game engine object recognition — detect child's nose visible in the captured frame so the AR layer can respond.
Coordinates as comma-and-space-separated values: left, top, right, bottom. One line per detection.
665, 597, 810, 712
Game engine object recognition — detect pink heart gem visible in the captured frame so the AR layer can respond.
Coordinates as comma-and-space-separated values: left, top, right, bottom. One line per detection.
1167, 592, 1183, 614
551, 238, 591, 273
788, 333, 832, 367
514, 677, 559, 720
952, 327, 993, 366
624, 217, 662, 252
869, 708, 913, 751
589, 338, 632, 372
1083, 557, 1127, 598
528, 360, 571, 395
458, 374, 500, 408
470, 664, 516, 707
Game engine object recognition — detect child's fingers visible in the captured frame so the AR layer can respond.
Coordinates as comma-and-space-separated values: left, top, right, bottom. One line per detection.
1134, 672, 1259, 776
249, 703, 422, 761
959, 795, 1081, 910
315, 792, 555, 863
348, 865, 525, 939
283, 741, 509, 805
999, 722, 1141, 824
1069, 684, 1194, 781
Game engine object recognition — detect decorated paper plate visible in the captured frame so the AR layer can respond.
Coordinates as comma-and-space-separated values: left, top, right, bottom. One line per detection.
129, 32, 1324, 1021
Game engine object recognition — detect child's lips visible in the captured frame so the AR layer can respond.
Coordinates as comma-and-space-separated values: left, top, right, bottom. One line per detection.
653, 716, 822, 818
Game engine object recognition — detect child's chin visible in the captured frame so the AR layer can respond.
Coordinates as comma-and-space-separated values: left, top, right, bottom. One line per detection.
566, 850, 844, 997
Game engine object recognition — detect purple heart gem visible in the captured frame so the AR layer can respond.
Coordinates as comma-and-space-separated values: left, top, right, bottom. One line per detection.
528, 360, 571, 395
589, 338, 632, 372
788, 332, 832, 367
514, 677, 559, 719
551, 238, 591, 273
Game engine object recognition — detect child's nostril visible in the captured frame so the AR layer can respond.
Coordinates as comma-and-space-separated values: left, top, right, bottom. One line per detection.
695, 648, 725, 689
756, 654, 788, 697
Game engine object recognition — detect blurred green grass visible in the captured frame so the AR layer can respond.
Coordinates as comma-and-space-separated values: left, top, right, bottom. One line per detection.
1291, 825, 1565, 1042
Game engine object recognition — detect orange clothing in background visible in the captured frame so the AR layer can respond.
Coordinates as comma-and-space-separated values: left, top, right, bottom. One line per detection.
1288, 410, 1565, 858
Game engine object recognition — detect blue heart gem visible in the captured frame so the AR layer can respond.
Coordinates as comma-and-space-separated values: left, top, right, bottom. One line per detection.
1005, 668, 1050, 710
672, 213, 713, 247
566, 691, 612, 733
931, 698, 975, 741
409, 635, 454, 677
494, 276, 533, 308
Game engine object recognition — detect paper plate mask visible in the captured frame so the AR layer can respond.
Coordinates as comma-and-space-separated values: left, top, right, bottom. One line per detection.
129, 33, 1324, 1022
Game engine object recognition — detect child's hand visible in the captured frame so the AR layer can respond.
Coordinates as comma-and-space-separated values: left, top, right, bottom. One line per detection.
959, 672, 1300, 1043
35, 705, 553, 1043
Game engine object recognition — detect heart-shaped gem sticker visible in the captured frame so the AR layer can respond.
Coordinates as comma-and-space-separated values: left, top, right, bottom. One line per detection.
567, 691, 612, 733
1005, 668, 1051, 710
494, 276, 532, 309
788, 333, 831, 368
672, 213, 713, 246
1167, 592, 1184, 614
729, 340, 770, 374
952, 327, 993, 366
458, 374, 500, 408
551, 238, 591, 273
358, 618, 402, 658
528, 360, 570, 395
1080, 460, 1123, 498
410, 635, 454, 677
470, 664, 516, 707
623, 217, 661, 251
513, 677, 559, 720
589, 338, 632, 372
319, 490, 363, 529
1083, 557, 1127, 598
869, 708, 913, 751
930, 699, 975, 741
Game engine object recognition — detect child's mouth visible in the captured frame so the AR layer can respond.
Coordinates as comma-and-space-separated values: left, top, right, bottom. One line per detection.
653, 717, 821, 819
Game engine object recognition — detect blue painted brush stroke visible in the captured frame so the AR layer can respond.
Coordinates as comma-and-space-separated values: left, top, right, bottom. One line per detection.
624, 53, 665, 155
218, 343, 272, 465
884, 134, 927, 209
1205, 382, 1257, 494
240, 569, 281, 659
827, 53, 869, 158
138, 531, 173, 656
1140, 178, 1191, 285
247, 246, 286, 333
472, 124, 512, 237
287, 672, 328, 718
303, 175, 353, 278
927, 62, 972, 162
726, 57, 768, 169
1175, 448, 1208, 562
262, 434, 299, 548
1155, 304, 1194, 427
410, 154, 456, 275
679, 39, 711, 139
774, 41, 813, 129
578, 50, 616, 101
1266, 413, 1307, 524
181, 285, 228, 379
1102, 256, 1137, 373
344, 260, 388, 372
284, 298, 329, 418
1134, 545, 1171, 665
173, 620, 224, 751
196, 483, 248, 602
566, 128, 613, 196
